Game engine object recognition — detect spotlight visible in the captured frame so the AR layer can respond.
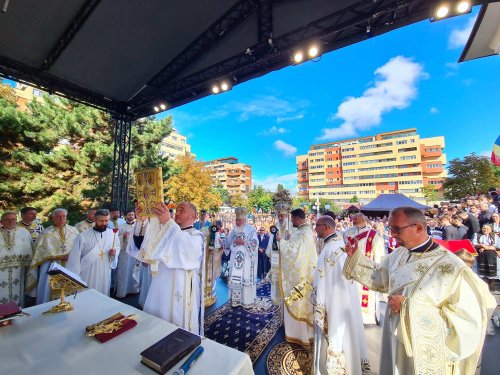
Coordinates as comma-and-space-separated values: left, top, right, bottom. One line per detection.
456, 1, 470, 13
153, 106, 159, 112
293, 51, 304, 63
308, 45, 319, 58
435, 5, 449, 19
160, 103, 166, 110
212, 85, 220, 94
221, 82, 229, 91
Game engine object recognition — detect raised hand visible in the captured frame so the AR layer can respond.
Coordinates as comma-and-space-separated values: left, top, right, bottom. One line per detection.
153, 202, 170, 224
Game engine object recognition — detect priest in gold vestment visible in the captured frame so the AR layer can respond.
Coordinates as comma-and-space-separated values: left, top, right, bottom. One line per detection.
344, 207, 490, 375
278, 208, 317, 348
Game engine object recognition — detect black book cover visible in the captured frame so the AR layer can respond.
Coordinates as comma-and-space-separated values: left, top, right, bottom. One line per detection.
140, 328, 201, 374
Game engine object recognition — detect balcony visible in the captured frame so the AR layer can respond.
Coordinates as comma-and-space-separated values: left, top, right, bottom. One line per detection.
422, 165, 444, 174
227, 169, 241, 176
298, 175, 309, 183
420, 145, 442, 158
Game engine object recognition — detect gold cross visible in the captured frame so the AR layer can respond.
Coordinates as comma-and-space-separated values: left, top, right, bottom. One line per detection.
98, 250, 105, 259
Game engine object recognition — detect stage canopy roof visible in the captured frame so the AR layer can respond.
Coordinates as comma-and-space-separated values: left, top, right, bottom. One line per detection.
361, 193, 430, 212
0, 0, 490, 120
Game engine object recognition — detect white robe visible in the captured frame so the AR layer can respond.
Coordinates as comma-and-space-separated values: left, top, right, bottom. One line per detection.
0, 227, 33, 306
312, 235, 371, 375
66, 228, 120, 296
74, 220, 94, 233
128, 218, 204, 335
343, 226, 385, 325
226, 223, 258, 308
115, 221, 140, 298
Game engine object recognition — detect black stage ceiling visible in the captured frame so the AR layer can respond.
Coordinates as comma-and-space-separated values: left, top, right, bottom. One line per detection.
0, 0, 491, 120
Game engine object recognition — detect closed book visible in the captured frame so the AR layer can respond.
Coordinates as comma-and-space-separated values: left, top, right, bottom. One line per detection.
0, 301, 21, 319
140, 328, 201, 374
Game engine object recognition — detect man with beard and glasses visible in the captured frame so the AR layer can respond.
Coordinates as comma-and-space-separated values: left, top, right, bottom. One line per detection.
67, 209, 120, 296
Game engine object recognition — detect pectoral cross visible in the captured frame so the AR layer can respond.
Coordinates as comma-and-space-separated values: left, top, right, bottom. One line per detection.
98, 250, 105, 259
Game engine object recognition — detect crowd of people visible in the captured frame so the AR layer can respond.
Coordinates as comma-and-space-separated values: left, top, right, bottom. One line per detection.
1, 189, 499, 374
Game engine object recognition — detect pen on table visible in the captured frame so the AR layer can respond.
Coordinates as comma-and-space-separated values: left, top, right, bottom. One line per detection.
173, 346, 204, 375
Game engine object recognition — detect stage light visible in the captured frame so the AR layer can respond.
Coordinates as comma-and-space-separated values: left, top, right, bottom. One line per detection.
212, 85, 220, 94
160, 103, 166, 110
308, 45, 319, 58
221, 82, 229, 91
435, 5, 449, 19
293, 51, 304, 64
456, 1, 470, 13
153, 106, 159, 112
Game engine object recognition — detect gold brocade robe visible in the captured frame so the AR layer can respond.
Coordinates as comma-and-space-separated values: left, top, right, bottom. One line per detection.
25, 225, 79, 293
279, 224, 317, 327
343, 245, 489, 375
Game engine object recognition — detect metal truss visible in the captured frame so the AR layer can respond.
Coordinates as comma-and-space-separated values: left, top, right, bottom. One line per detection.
41, 0, 102, 70
129, 0, 487, 118
111, 114, 132, 214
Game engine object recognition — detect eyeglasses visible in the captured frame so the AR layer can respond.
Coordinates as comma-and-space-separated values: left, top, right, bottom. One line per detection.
388, 223, 416, 234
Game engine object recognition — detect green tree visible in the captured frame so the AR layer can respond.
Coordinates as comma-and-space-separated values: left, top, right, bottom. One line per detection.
443, 153, 500, 199
0, 92, 173, 223
248, 185, 273, 213
422, 184, 438, 204
349, 195, 359, 203
230, 193, 248, 208
212, 182, 230, 205
272, 186, 293, 207
166, 154, 222, 211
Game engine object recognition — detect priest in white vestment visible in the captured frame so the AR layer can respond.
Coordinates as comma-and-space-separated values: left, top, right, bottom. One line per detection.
279, 208, 317, 348
17, 207, 45, 242
128, 202, 205, 335
67, 209, 120, 296
344, 207, 491, 375
74, 209, 96, 233
26, 208, 79, 304
0, 212, 33, 306
265, 203, 292, 306
115, 210, 140, 298
343, 213, 385, 325
312, 215, 371, 375
226, 207, 258, 308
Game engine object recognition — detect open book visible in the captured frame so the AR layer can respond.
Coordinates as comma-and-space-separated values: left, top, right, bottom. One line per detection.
48, 262, 88, 289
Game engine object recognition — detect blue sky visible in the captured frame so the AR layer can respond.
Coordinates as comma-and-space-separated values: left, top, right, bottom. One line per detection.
160, 8, 499, 194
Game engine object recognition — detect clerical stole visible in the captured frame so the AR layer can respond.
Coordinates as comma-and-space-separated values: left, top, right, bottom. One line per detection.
348, 230, 376, 314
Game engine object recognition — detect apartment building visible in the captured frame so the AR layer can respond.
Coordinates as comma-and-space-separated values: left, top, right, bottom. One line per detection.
160, 129, 194, 159
297, 129, 446, 204
205, 157, 252, 196
14, 83, 44, 111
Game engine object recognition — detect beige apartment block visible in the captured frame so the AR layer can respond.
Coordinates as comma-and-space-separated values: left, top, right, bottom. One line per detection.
160, 129, 195, 159
205, 157, 252, 197
296, 129, 447, 204
14, 83, 44, 111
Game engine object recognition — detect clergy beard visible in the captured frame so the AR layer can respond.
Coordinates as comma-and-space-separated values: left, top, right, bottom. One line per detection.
235, 224, 244, 231
93, 225, 107, 232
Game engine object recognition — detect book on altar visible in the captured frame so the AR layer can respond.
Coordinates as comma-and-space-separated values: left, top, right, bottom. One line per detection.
85, 313, 137, 343
48, 262, 88, 288
0, 301, 23, 327
135, 167, 164, 217
140, 328, 201, 374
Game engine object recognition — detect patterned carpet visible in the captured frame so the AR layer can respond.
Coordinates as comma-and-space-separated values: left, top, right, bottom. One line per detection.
204, 281, 281, 364
266, 342, 313, 375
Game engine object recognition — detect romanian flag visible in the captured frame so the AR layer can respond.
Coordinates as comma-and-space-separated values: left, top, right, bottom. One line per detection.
492, 135, 500, 166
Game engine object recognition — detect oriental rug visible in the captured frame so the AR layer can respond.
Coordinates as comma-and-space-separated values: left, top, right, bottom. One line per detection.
204, 280, 281, 364
266, 342, 313, 375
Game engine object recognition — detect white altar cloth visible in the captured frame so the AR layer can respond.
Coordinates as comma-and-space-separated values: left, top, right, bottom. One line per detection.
0, 289, 254, 375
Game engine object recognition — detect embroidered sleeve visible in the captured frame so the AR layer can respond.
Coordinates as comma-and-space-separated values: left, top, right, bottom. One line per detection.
343, 249, 388, 293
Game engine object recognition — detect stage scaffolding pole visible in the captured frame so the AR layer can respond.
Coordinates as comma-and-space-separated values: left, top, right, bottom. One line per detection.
111, 113, 132, 214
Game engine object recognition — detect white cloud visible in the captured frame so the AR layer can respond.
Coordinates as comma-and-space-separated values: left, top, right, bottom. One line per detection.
430, 107, 439, 114
258, 126, 288, 136
449, 17, 476, 49
277, 113, 304, 123
274, 140, 297, 157
231, 95, 306, 122
318, 56, 427, 140
253, 173, 297, 194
